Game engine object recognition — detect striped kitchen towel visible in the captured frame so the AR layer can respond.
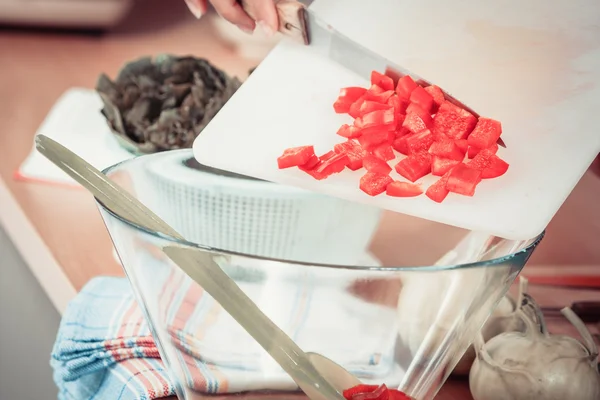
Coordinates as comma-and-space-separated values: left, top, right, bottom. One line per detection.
51, 272, 403, 400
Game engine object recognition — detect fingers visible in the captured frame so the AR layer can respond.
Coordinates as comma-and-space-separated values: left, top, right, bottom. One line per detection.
184, 0, 209, 19
209, 0, 257, 33
246, 0, 279, 36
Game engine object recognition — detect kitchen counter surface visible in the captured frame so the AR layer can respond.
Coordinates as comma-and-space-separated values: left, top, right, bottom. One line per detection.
0, 1, 599, 399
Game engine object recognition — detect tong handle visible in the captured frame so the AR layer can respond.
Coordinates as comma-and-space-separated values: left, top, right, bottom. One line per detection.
240, 0, 309, 44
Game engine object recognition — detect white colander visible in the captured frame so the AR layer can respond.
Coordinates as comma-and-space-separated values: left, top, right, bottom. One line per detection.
139, 151, 382, 266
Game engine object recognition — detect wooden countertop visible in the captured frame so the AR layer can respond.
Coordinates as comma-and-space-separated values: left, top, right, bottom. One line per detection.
0, 1, 598, 399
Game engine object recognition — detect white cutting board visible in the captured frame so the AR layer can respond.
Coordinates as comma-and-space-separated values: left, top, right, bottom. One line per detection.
194, 0, 600, 241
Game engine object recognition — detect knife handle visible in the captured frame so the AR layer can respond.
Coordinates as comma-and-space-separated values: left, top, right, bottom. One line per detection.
239, 0, 309, 44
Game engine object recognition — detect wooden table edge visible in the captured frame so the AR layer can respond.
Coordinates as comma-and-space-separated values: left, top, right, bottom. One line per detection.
0, 175, 76, 314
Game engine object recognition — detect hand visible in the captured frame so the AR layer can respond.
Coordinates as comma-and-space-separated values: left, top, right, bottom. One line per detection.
184, 0, 279, 36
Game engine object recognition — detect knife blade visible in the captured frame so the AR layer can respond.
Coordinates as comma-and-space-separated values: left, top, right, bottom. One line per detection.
240, 0, 506, 147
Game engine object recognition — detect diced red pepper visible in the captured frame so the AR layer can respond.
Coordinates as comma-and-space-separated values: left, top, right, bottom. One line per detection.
343, 385, 380, 399
372, 143, 396, 161
402, 104, 433, 134
455, 139, 469, 153
358, 130, 392, 150
395, 113, 406, 130
432, 101, 477, 140
298, 154, 320, 171
359, 109, 396, 129
349, 95, 368, 118
424, 85, 445, 109
467, 117, 502, 149
429, 138, 465, 161
467, 149, 509, 178
333, 87, 368, 113
431, 156, 461, 176
396, 75, 418, 100
447, 163, 482, 196
334, 140, 368, 171
371, 71, 395, 91
359, 172, 393, 196
343, 384, 411, 400
406, 128, 435, 154
313, 152, 350, 176
467, 142, 498, 159
425, 171, 451, 203
360, 101, 393, 115
409, 86, 434, 113
337, 124, 362, 139
387, 95, 408, 115
392, 135, 410, 155
386, 181, 423, 197
363, 155, 392, 175
395, 151, 432, 182
366, 89, 395, 104
300, 150, 336, 180
350, 384, 389, 400
277, 146, 316, 169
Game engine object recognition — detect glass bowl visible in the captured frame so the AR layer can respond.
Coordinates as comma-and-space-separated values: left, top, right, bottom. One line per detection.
97, 149, 543, 400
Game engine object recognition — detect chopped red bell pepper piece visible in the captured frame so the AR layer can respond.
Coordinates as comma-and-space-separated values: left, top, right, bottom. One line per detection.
447, 163, 482, 196
428, 137, 465, 161
409, 86, 434, 114
467, 117, 502, 149
396, 75, 418, 100
343, 385, 380, 399
366, 89, 395, 104
337, 124, 362, 139
371, 71, 395, 91
343, 384, 411, 400
455, 139, 469, 153
300, 150, 336, 180
313, 152, 350, 176
333, 87, 368, 114
359, 172, 393, 196
334, 140, 368, 171
467, 142, 498, 159
350, 384, 390, 400
426, 170, 451, 203
392, 135, 410, 155
432, 101, 477, 140
394, 151, 432, 182
363, 155, 392, 175
387, 95, 408, 115
406, 128, 435, 154
372, 143, 396, 161
358, 130, 393, 150
277, 146, 316, 169
467, 148, 509, 178
402, 104, 433, 134
424, 85, 445, 109
298, 154, 320, 171
386, 181, 423, 197
359, 109, 396, 129
431, 156, 461, 176
360, 101, 393, 115
349, 95, 368, 118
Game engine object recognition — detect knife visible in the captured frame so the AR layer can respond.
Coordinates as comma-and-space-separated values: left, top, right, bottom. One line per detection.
240, 0, 507, 147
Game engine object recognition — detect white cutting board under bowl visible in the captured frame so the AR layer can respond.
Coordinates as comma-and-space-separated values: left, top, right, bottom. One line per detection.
194, 0, 600, 241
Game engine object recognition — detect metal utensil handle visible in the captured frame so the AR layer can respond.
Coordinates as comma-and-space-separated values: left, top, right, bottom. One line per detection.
34, 135, 344, 400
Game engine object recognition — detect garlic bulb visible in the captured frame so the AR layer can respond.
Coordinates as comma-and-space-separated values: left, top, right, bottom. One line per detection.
469, 300, 600, 400
452, 277, 529, 376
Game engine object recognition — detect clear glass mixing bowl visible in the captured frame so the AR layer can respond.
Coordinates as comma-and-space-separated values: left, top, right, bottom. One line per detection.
97, 150, 543, 400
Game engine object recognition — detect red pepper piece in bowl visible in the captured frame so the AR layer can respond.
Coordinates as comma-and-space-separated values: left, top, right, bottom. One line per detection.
343, 383, 412, 400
